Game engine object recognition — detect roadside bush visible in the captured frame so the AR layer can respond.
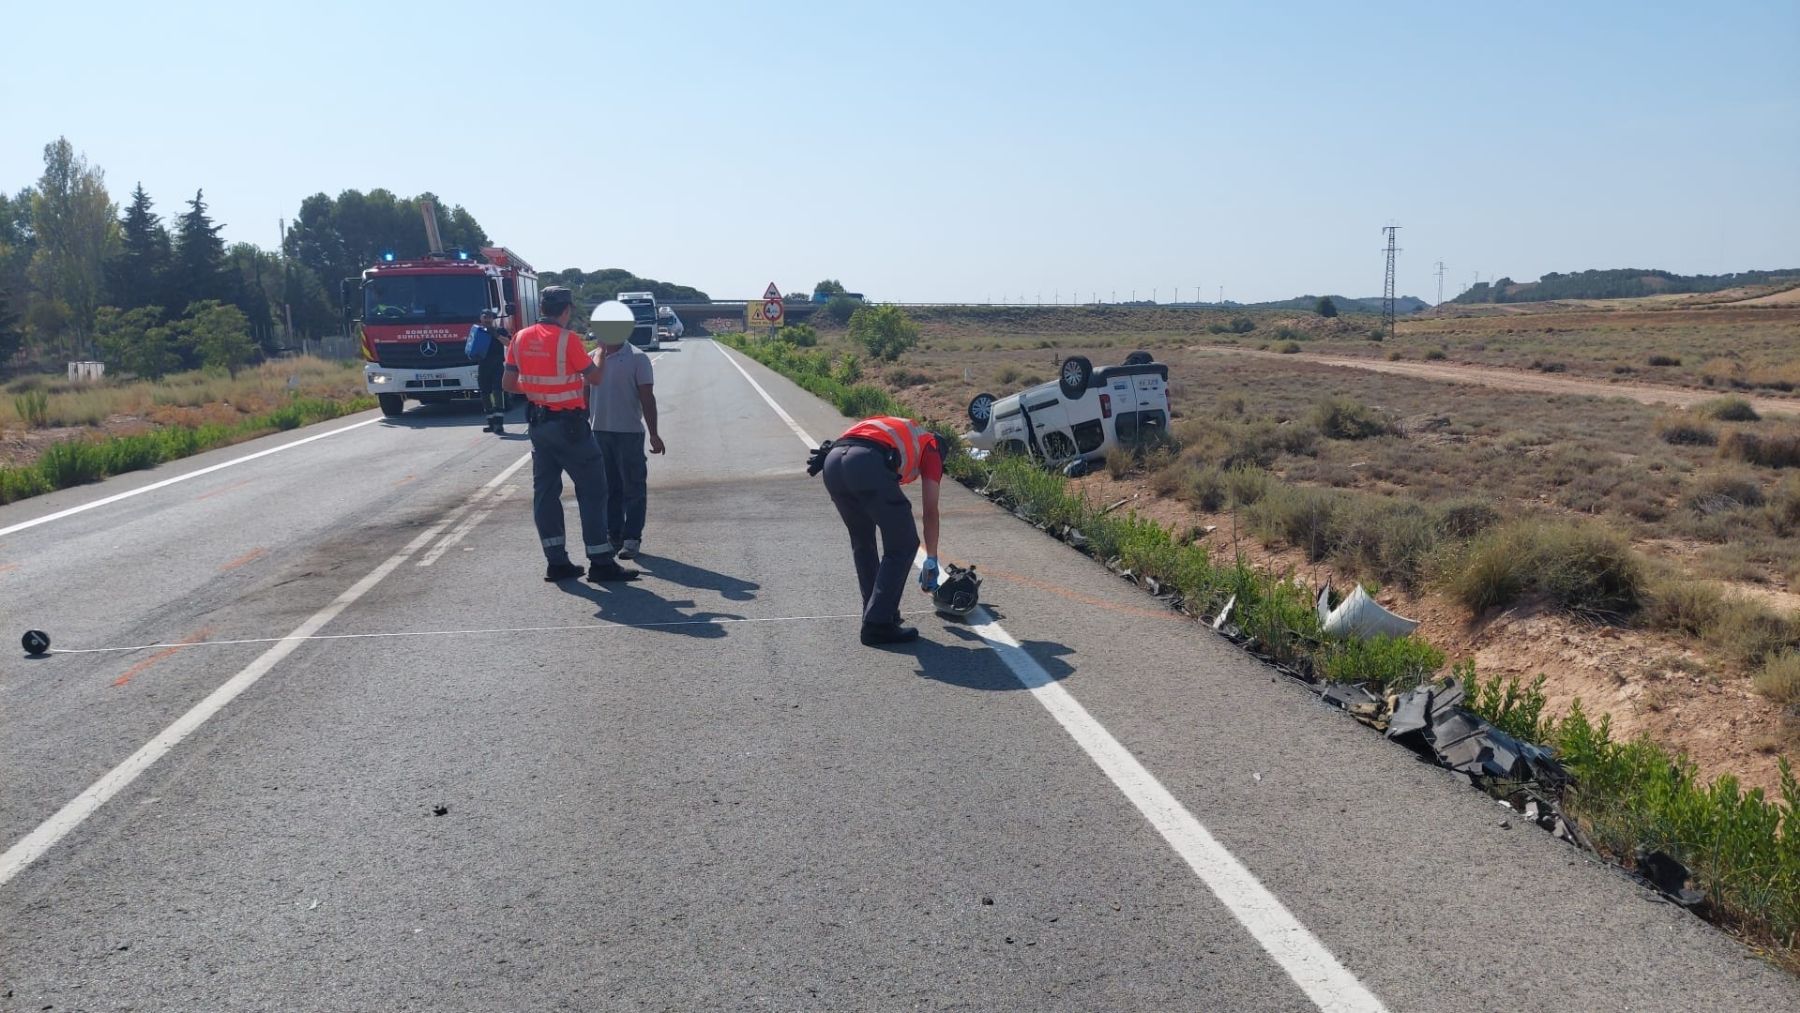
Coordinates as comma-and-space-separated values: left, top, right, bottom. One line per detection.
778, 323, 818, 347
1721, 429, 1800, 469
1224, 465, 1273, 506
1530, 360, 1568, 373
1644, 578, 1725, 636
1463, 665, 1554, 743
14, 390, 48, 428
883, 366, 932, 388
1173, 417, 1317, 471
1703, 599, 1800, 667
848, 304, 919, 361
1276, 341, 1302, 354
1754, 651, 1800, 709
1687, 470, 1765, 514
1656, 415, 1718, 446
1318, 634, 1445, 690
1330, 496, 1443, 590
1647, 354, 1682, 367
1697, 396, 1760, 422
1444, 519, 1647, 619
1272, 325, 1305, 342
823, 295, 859, 325
1179, 464, 1227, 511
34, 440, 104, 487
1207, 316, 1257, 336
995, 364, 1024, 386
1311, 396, 1395, 440
1246, 484, 1342, 561
1423, 348, 1447, 361
830, 354, 863, 385
1766, 475, 1800, 536
1437, 498, 1502, 539
840, 384, 896, 419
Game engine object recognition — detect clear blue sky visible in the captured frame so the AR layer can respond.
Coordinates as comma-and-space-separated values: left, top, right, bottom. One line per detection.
5, 0, 1796, 303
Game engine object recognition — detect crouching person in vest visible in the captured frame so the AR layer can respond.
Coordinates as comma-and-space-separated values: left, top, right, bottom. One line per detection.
818, 416, 944, 647
502, 286, 638, 584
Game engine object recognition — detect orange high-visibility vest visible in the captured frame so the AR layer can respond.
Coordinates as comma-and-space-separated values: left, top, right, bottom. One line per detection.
841, 416, 932, 485
510, 323, 587, 410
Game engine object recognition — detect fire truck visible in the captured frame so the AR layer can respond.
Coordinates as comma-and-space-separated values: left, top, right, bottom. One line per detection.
353, 242, 540, 418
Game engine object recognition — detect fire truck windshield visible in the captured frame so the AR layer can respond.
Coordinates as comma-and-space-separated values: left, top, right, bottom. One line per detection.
364, 274, 488, 325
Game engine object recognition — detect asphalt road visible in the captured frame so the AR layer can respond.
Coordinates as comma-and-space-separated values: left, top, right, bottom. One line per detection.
3, 339, 1795, 1012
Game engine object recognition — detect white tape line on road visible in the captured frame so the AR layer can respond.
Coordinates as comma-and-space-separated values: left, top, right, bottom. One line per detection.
0, 452, 532, 889
42, 609, 941, 656
722, 342, 1385, 1012
0, 416, 385, 539
417, 483, 518, 567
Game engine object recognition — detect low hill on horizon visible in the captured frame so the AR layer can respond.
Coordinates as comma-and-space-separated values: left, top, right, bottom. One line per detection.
1449, 267, 1799, 305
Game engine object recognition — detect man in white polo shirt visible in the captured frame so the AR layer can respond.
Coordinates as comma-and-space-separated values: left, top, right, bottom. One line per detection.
585, 326, 665, 559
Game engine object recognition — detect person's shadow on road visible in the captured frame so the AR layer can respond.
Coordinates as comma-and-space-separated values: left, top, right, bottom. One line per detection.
557, 580, 746, 640
630, 554, 760, 602
909, 625, 1076, 691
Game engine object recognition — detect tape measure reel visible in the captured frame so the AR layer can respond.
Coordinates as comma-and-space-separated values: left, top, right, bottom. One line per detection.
932, 564, 982, 619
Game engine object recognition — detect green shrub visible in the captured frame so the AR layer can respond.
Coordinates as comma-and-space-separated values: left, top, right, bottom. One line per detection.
1179, 464, 1227, 511
830, 354, 863, 385
1273, 325, 1305, 342
1697, 397, 1760, 422
884, 366, 932, 387
824, 295, 859, 325
1330, 496, 1442, 591
1311, 396, 1394, 440
35, 440, 105, 487
1319, 634, 1445, 690
848, 304, 919, 361
1438, 498, 1501, 539
1644, 578, 1726, 636
1276, 341, 1302, 354
1766, 474, 1800, 536
1657, 415, 1718, 447
1687, 470, 1765, 514
779, 323, 819, 347
1703, 599, 1800, 667
1647, 354, 1682, 367
1224, 465, 1273, 506
1755, 651, 1800, 709
14, 390, 49, 428
1423, 348, 1447, 361
1445, 519, 1647, 618
1462, 664, 1554, 743
1721, 429, 1800, 469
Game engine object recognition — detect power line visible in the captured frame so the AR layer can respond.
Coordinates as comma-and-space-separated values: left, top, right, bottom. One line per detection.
1434, 260, 1446, 306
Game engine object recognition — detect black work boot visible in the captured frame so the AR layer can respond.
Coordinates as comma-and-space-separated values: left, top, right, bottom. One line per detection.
544, 561, 585, 582
587, 559, 640, 583
860, 622, 920, 647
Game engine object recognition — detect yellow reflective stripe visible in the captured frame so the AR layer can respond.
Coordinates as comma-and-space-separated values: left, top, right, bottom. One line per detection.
535, 388, 585, 403
518, 373, 584, 385
862, 418, 919, 481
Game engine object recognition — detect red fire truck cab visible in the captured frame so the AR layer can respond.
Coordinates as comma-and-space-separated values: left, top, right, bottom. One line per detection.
356, 247, 539, 417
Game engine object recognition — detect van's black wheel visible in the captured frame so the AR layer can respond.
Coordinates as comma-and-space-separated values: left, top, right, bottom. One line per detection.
378, 394, 405, 418
967, 392, 996, 432
1058, 356, 1093, 399
1124, 350, 1153, 365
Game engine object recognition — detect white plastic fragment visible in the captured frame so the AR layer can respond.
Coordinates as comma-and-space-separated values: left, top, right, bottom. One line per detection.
1320, 584, 1420, 640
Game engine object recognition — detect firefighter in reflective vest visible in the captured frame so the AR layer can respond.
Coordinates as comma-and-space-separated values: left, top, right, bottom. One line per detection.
813, 416, 944, 647
502, 286, 638, 583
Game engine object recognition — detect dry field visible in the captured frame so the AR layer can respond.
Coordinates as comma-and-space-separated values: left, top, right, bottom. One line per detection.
805, 303, 1800, 791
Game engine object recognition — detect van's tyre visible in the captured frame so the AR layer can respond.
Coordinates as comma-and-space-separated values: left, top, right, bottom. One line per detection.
967, 392, 996, 432
378, 394, 405, 418
1058, 356, 1093, 399
1124, 350, 1153, 365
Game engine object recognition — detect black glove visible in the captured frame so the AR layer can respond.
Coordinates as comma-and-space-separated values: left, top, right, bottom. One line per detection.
805, 440, 833, 477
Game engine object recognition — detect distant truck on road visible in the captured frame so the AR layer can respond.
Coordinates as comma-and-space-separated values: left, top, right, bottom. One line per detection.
352, 247, 539, 418
618, 291, 660, 351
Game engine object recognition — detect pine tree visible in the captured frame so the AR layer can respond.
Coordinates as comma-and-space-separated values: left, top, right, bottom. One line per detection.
113, 183, 171, 310
171, 189, 229, 311
0, 287, 22, 365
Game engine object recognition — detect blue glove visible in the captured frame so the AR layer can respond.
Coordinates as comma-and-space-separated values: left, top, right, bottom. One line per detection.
919, 556, 940, 593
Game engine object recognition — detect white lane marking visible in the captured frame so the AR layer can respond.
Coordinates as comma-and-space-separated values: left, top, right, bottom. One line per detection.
713, 342, 822, 449
0, 452, 532, 889
0, 415, 386, 539
964, 611, 1386, 1012
45, 609, 942, 655
417, 483, 517, 567
722, 344, 1385, 1012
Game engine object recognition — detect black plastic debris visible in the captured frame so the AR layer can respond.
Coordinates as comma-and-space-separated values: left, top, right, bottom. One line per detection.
1320, 683, 1384, 725
1386, 679, 1568, 789
1634, 848, 1708, 908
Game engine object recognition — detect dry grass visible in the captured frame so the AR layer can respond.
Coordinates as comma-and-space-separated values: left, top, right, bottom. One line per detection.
0, 358, 366, 433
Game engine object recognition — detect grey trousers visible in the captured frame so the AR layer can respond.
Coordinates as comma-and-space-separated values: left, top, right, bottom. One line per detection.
528, 410, 612, 563
821, 442, 919, 626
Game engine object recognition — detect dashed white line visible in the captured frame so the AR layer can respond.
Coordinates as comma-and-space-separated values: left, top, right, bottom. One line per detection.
0, 452, 531, 889
719, 339, 1386, 1012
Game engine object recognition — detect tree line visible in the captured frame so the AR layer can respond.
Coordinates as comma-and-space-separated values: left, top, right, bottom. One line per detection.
0, 136, 490, 378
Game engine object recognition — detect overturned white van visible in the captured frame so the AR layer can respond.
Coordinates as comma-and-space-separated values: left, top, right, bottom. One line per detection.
963, 352, 1170, 472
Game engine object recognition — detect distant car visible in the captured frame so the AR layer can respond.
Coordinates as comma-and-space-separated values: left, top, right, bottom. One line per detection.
655, 305, 683, 340
963, 351, 1168, 474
